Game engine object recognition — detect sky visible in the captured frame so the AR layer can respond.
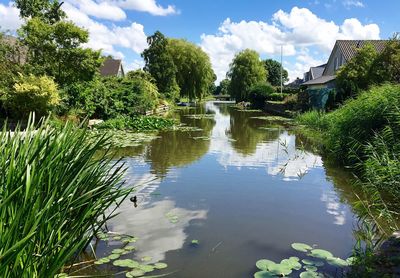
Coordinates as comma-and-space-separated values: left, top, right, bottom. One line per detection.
0, 0, 399, 83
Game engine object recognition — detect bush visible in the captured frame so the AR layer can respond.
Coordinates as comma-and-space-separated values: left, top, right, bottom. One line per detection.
296, 110, 329, 131
62, 77, 159, 120
248, 82, 275, 108
5, 74, 59, 118
0, 118, 130, 277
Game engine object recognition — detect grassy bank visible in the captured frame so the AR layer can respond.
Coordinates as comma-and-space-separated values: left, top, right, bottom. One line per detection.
296, 84, 400, 275
0, 118, 131, 277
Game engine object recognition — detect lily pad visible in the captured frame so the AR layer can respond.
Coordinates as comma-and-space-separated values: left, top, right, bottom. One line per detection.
302, 259, 324, 267
108, 254, 120, 260
254, 271, 277, 278
326, 257, 349, 267
346, 257, 356, 265
300, 271, 319, 278
291, 243, 313, 252
256, 259, 276, 271
191, 239, 199, 245
141, 256, 152, 262
154, 262, 168, 269
309, 249, 333, 259
112, 248, 126, 254
304, 265, 318, 272
113, 259, 140, 268
94, 257, 110, 265
281, 258, 302, 270
126, 269, 145, 277
124, 246, 136, 251
113, 236, 122, 240
267, 264, 292, 276
139, 264, 155, 273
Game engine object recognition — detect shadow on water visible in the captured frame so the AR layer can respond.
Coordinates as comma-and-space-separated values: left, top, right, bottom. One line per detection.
73, 101, 376, 278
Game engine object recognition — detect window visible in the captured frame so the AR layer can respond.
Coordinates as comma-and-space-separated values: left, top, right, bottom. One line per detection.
334, 57, 339, 71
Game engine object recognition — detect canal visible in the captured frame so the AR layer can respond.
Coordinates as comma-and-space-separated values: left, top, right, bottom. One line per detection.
78, 102, 360, 277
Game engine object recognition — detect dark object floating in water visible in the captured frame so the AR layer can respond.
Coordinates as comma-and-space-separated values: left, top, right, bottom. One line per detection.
130, 196, 138, 207
177, 102, 189, 107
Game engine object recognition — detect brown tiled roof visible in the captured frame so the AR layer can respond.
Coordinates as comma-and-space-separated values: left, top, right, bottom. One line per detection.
100, 58, 122, 76
336, 40, 387, 62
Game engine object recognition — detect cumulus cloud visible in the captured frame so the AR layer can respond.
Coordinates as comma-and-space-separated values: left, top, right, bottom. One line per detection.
0, 2, 23, 32
200, 7, 380, 82
66, 0, 126, 21
63, 2, 148, 58
112, 0, 178, 16
343, 0, 365, 8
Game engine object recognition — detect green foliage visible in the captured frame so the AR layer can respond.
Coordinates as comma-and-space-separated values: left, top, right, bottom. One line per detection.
0, 118, 130, 277
63, 77, 159, 119
142, 31, 180, 100
15, 0, 65, 23
95, 116, 176, 131
371, 35, 400, 84
19, 18, 103, 87
215, 78, 230, 95
296, 110, 330, 131
248, 82, 275, 108
167, 39, 216, 101
126, 69, 156, 83
264, 59, 288, 86
336, 43, 378, 101
227, 49, 267, 102
5, 74, 59, 118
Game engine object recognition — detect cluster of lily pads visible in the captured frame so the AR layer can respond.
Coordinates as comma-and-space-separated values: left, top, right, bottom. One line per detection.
254, 242, 355, 278
165, 211, 179, 224
89, 130, 160, 148
185, 114, 215, 119
94, 232, 169, 278
251, 116, 293, 122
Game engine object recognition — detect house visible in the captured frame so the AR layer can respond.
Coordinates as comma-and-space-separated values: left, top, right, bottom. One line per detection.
302, 40, 388, 108
99, 58, 125, 77
303, 64, 326, 83
1, 35, 27, 64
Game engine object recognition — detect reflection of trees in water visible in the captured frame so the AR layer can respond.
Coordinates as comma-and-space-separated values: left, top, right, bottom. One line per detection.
228, 108, 282, 155
146, 108, 215, 177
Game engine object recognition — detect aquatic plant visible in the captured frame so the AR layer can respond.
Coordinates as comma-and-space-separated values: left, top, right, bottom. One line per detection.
0, 117, 130, 277
254, 242, 354, 277
95, 116, 177, 132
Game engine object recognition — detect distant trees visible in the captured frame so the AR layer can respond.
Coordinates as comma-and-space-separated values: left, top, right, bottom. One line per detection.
215, 79, 230, 95
264, 59, 288, 86
167, 39, 215, 101
227, 49, 266, 102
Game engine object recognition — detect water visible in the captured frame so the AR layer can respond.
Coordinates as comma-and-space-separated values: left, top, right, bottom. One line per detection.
79, 102, 360, 277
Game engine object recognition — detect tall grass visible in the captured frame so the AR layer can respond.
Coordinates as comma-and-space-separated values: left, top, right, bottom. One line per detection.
0, 117, 131, 277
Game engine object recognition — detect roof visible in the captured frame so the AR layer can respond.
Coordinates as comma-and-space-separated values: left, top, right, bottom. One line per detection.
336, 40, 387, 62
1, 35, 28, 64
302, 75, 336, 86
100, 58, 123, 76
310, 64, 326, 79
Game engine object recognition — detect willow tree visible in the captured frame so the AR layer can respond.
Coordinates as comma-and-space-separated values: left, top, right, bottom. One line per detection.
167, 39, 215, 101
227, 49, 266, 102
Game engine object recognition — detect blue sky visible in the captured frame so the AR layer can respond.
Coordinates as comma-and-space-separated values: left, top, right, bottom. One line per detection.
0, 0, 399, 82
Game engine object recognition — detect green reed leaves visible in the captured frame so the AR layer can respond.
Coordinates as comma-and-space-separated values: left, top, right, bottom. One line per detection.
0, 117, 131, 277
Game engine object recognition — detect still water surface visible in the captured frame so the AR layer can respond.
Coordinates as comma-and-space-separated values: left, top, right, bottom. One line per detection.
83, 102, 359, 277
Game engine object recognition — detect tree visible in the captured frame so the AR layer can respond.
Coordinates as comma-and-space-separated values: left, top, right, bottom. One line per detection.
227, 49, 266, 102
18, 18, 103, 87
142, 31, 179, 100
264, 59, 288, 86
15, 0, 66, 24
215, 79, 230, 95
167, 39, 215, 101
371, 35, 400, 84
336, 43, 378, 100
126, 69, 156, 84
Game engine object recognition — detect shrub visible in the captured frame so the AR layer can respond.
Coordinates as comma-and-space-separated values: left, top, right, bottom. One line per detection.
248, 82, 275, 108
296, 110, 329, 131
62, 77, 159, 119
0, 118, 130, 277
5, 74, 59, 118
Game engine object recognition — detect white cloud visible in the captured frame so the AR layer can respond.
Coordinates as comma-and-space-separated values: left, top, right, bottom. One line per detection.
113, 0, 178, 16
343, 0, 365, 8
0, 2, 22, 32
125, 59, 145, 72
63, 2, 147, 58
66, 0, 126, 21
201, 7, 380, 82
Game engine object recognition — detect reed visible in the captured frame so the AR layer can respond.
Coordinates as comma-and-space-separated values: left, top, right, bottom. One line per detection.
0, 116, 131, 277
